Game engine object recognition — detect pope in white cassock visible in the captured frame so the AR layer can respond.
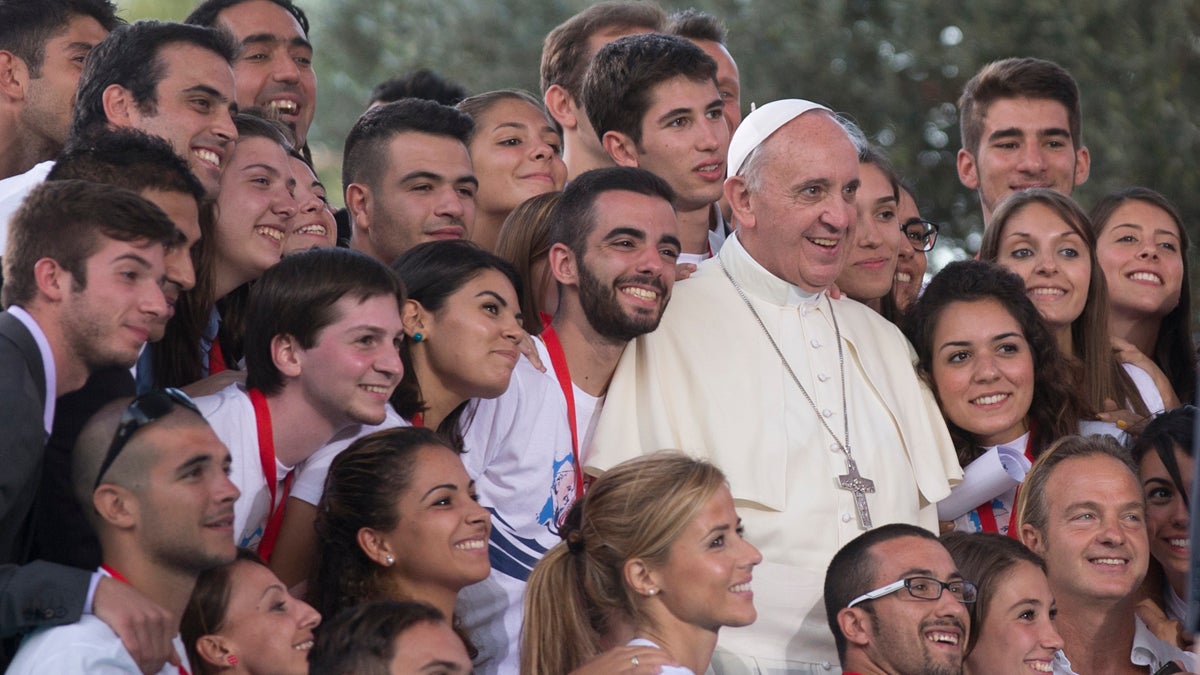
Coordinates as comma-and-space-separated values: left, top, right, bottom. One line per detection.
587, 100, 962, 674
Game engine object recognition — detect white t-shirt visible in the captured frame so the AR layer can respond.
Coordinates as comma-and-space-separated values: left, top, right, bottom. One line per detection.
0, 160, 53, 256
194, 384, 291, 550
456, 336, 598, 675
290, 405, 409, 506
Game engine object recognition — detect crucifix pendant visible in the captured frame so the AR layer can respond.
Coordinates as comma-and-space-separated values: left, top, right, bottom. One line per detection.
838, 457, 875, 529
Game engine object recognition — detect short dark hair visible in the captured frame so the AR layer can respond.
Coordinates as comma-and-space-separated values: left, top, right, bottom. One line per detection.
665, 8, 727, 43
3, 180, 178, 308
549, 166, 676, 260
958, 57, 1082, 156
539, 1, 665, 97
369, 68, 468, 107
1017, 434, 1140, 534
582, 33, 716, 145
48, 129, 205, 206
71, 20, 237, 141
243, 247, 405, 396
942, 532, 1046, 654
307, 601, 451, 675
823, 523, 940, 662
0, 0, 121, 76
184, 0, 310, 37
341, 98, 474, 194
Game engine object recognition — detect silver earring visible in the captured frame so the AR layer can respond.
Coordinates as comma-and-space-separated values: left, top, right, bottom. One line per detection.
385, 554, 395, 566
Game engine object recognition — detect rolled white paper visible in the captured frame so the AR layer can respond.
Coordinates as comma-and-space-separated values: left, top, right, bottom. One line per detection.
937, 446, 1030, 521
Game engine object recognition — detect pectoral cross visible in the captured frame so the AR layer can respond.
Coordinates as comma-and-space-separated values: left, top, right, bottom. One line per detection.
838, 457, 875, 529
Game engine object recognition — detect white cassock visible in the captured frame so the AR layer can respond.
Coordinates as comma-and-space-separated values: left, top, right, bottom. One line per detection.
588, 233, 961, 674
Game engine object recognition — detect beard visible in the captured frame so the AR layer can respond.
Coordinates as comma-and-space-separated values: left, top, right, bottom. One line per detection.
577, 259, 667, 343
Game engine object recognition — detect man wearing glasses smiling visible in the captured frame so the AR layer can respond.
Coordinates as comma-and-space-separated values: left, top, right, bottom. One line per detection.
825, 524, 974, 675
7, 388, 239, 673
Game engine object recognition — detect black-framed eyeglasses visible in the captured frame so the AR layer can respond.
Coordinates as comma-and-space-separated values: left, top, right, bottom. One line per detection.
846, 576, 978, 608
901, 218, 940, 252
94, 388, 201, 491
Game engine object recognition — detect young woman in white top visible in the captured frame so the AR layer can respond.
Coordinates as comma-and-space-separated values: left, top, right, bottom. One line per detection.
522, 453, 762, 675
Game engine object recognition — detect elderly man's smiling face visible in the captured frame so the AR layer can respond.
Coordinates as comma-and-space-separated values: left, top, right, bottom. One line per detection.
726, 112, 860, 293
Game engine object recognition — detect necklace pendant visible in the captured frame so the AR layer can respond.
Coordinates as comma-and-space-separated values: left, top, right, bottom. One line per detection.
838, 457, 875, 529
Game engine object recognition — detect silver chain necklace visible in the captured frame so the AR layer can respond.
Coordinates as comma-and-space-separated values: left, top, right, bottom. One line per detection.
718, 256, 875, 529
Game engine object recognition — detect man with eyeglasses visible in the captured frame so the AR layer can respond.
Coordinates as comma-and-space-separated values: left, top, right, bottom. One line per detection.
7, 389, 239, 673
0, 180, 181, 671
824, 523, 973, 675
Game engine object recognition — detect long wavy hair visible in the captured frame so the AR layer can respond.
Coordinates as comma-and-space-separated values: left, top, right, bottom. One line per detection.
979, 188, 1146, 416
905, 259, 1089, 466
520, 453, 727, 675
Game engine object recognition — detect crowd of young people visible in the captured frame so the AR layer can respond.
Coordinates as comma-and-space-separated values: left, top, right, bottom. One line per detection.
0, 0, 1195, 674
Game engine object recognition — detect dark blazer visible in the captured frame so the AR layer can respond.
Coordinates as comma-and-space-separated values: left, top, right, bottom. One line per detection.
0, 312, 91, 667
0, 311, 49, 563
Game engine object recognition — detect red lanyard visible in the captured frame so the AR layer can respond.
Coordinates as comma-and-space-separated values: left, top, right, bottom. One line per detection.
100, 566, 190, 675
411, 412, 424, 428
539, 324, 585, 499
974, 430, 1035, 538
208, 339, 226, 375
248, 388, 292, 561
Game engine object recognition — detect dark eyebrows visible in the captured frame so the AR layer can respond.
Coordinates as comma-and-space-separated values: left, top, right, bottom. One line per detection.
1143, 477, 1174, 488
240, 33, 313, 52
422, 483, 457, 500
174, 454, 213, 477
659, 234, 682, 250
182, 84, 230, 103
113, 252, 156, 270
476, 290, 510, 307
240, 163, 282, 177
602, 226, 647, 243
655, 105, 702, 126
873, 195, 898, 208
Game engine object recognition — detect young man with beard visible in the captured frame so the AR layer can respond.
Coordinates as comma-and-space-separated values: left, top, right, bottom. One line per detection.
0, 181, 178, 671
1018, 435, 1196, 674
457, 167, 680, 674
0, 0, 119, 181
34, 130, 206, 572
0, 20, 238, 252
583, 33, 730, 265
194, 247, 406, 559
824, 524, 973, 675
7, 390, 239, 673
343, 98, 478, 265
185, 0, 317, 152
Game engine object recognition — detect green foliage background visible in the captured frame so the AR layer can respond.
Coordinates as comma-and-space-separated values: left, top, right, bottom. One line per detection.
120, 0, 1199, 316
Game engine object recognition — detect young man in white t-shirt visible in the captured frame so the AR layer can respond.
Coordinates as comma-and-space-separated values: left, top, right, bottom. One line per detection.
8, 390, 238, 674
194, 247, 405, 559
459, 166, 681, 673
